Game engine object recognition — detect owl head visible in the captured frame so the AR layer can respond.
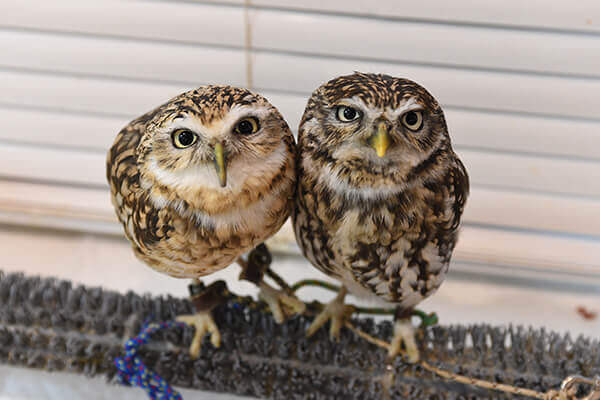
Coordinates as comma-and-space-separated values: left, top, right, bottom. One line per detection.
299, 72, 452, 195
134, 86, 295, 214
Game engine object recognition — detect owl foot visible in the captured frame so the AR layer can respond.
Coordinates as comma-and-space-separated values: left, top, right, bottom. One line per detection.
176, 311, 221, 359
239, 243, 306, 323
306, 286, 355, 341
259, 280, 306, 323
388, 318, 420, 363
177, 279, 228, 358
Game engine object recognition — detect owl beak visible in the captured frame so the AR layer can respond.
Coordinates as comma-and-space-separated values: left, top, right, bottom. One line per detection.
213, 141, 227, 187
368, 122, 391, 158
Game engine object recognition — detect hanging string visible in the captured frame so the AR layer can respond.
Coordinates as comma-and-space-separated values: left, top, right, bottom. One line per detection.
115, 321, 186, 400
342, 321, 596, 400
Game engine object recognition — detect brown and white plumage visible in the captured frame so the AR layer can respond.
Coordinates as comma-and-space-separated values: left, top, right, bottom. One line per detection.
107, 85, 300, 355
293, 73, 469, 360
107, 85, 295, 278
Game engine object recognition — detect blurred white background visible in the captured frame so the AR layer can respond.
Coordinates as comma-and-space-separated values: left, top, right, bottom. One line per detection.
0, 2, 599, 396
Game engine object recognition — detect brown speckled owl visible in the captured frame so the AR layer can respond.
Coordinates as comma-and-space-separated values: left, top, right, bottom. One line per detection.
293, 73, 469, 362
107, 85, 304, 357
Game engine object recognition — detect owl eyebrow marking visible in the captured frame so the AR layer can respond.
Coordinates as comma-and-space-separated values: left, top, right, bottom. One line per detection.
226, 104, 273, 123
393, 97, 420, 112
334, 96, 367, 107
171, 114, 188, 122
170, 107, 201, 121
380, 98, 424, 120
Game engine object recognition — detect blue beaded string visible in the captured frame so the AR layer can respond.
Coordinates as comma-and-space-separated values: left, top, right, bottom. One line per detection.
115, 321, 186, 400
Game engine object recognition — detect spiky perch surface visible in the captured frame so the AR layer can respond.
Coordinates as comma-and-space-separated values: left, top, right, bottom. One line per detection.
106, 86, 296, 278
293, 72, 469, 309
1, 271, 599, 399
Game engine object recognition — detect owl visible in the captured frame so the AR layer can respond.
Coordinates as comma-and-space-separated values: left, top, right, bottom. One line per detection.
293, 73, 469, 362
107, 85, 304, 358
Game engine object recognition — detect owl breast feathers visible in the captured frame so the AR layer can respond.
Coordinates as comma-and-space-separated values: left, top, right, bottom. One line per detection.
107, 86, 296, 278
293, 72, 469, 309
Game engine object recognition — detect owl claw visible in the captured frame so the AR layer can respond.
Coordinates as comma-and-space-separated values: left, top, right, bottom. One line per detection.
258, 281, 306, 323
388, 318, 420, 363
176, 311, 221, 359
306, 286, 354, 341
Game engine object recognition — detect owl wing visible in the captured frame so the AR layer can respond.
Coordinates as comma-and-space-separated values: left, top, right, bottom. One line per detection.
447, 156, 470, 232
106, 114, 174, 257
428, 154, 470, 263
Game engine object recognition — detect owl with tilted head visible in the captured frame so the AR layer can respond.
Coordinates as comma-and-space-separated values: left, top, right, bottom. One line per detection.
293, 72, 469, 362
107, 85, 304, 358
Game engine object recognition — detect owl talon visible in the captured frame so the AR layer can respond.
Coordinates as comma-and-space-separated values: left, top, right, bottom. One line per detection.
259, 280, 306, 323
177, 279, 227, 358
306, 286, 354, 340
388, 318, 420, 363
176, 311, 221, 359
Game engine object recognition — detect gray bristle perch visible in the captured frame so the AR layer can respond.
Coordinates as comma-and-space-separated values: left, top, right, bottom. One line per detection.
0, 270, 598, 399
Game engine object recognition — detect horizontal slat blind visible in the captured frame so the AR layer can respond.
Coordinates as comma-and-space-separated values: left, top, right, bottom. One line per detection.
0, 30, 246, 86
0, 70, 189, 117
0, 0, 598, 276
0, 1, 245, 46
0, 107, 126, 151
249, 0, 600, 33
250, 9, 600, 77
0, 144, 106, 187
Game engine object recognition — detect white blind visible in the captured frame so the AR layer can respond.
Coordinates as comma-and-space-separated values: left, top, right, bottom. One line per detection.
0, 0, 599, 281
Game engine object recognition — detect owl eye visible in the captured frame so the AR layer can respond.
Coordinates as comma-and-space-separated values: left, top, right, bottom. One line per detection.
172, 129, 198, 148
401, 111, 423, 131
234, 117, 260, 135
336, 106, 361, 122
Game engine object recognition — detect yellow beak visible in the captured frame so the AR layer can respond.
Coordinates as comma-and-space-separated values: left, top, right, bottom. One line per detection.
213, 142, 227, 187
368, 122, 391, 158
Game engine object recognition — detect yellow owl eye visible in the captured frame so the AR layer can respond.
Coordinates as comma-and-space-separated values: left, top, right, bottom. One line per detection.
336, 106, 361, 122
172, 129, 198, 148
234, 117, 260, 135
401, 111, 423, 131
